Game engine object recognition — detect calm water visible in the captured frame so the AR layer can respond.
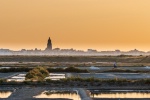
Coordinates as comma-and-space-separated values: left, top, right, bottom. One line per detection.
0, 91, 12, 98
90, 91, 150, 98
34, 91, 81, 100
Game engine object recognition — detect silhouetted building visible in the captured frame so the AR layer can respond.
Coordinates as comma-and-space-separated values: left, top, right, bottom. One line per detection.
45, 37, 52, 51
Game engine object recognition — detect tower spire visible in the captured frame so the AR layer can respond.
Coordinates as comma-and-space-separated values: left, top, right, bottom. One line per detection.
45, 37, 52, 51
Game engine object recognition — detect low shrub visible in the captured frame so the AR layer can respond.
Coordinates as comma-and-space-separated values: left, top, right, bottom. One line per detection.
25, 67, 49, 81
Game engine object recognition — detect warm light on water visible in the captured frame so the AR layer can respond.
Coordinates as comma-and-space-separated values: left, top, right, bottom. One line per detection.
0, 91, 12, 98
91, 92, 150, 98
34, 91, 81, 100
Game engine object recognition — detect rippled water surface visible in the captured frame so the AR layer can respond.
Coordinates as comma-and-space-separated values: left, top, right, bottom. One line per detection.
90, 91, 150, 98
34, 91, 81, 100
0, 91, 12, 98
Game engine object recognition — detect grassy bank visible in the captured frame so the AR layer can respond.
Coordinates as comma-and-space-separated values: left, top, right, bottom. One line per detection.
0, 67, 149, 73
1, 55, 150, 68
0, 77, 150, 87
0, 55, 150, 63
0, 67, 88, 73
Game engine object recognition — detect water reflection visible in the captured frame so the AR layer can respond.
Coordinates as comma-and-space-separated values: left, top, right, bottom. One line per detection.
0, 91, 12, 98
90, 92, 150, 98
34, 91, 81, 100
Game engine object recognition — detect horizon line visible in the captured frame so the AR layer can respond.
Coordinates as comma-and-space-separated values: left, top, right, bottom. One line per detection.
0, 47, 149, 52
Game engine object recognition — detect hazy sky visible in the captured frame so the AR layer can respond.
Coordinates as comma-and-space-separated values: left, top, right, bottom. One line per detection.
0, 0, 150, 51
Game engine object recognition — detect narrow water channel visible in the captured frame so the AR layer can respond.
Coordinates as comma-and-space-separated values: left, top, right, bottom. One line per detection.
90, 90, 150, 98
0, 91, 12, 98
34, 90, 81, 100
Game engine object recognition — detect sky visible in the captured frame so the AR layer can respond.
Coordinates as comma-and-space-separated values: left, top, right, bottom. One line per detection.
0, 0, 150, 51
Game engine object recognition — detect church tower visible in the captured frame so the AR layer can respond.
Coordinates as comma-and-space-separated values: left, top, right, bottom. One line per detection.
45, 37, 52, 51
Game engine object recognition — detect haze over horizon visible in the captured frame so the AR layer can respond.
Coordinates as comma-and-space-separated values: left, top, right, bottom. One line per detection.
0, 0, 150, 51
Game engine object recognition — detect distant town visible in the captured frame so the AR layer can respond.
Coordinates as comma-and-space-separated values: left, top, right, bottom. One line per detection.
0, 37, 149, 56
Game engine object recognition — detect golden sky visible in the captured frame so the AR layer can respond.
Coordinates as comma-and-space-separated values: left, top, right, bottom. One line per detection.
0, 0, 150, 51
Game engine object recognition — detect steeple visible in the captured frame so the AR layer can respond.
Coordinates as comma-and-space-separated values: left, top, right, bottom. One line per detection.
48, 37, 50, 41
45, 37, 52, 51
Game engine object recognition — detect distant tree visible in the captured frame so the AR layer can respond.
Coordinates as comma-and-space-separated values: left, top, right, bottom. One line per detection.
25, 67, 49, 81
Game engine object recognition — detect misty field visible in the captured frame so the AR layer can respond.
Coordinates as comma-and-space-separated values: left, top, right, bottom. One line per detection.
0, 55, 150, 67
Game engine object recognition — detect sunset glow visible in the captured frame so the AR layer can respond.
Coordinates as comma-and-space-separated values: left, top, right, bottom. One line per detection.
0, 0, 150, 51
